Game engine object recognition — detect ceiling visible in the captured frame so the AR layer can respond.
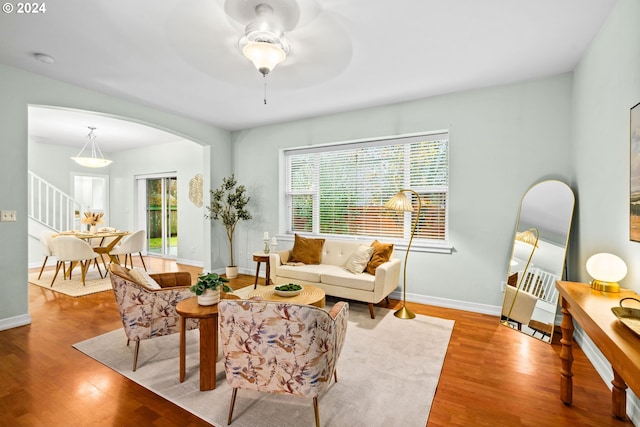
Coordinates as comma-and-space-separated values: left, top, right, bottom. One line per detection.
1, 0, 618, 152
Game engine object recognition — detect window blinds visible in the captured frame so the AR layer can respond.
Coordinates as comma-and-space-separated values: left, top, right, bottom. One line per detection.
285, 133, 449, 243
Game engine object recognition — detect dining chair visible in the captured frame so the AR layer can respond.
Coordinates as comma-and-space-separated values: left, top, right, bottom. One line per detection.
109, 229, 147, 271
50, 236, 102, 287
37, 230, 58, 280
218, 299, 349, 427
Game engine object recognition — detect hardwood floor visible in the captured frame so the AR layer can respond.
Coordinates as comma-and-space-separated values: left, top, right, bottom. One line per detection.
0, 258, 632, 426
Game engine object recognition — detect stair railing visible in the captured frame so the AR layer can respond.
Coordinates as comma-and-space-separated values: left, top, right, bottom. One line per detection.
28, 171, 82, 232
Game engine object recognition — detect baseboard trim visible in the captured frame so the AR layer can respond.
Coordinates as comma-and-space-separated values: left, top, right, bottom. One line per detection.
573, 325, 640, 424
0, 313, 32, 331
175, 258, 204, 268
389, 290, 502, 316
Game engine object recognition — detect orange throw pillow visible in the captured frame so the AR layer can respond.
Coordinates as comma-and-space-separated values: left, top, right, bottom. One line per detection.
365, 240, 394, 274
289, 234, 325, 264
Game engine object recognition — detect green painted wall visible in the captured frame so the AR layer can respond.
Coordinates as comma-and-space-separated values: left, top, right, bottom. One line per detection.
0, 64, 230, 328
232, 74, 573, 308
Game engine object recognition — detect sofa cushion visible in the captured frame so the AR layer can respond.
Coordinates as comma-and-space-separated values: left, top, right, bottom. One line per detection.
365, 240, 394, 274
289, 234, 325, 264
345, 245, 375, 274
276, 264, 333, 282
322, 266, 376, 292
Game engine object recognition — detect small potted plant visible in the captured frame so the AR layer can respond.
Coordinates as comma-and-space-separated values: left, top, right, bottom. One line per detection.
189, 272, 233, 306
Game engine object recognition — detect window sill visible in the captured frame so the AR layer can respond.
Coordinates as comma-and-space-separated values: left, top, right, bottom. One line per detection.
276, 234, 453, 254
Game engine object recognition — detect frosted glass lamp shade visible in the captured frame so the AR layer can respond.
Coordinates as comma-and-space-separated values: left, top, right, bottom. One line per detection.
71, 156, 112, 168
242, 41, 286, 75
586, 253, 627, 292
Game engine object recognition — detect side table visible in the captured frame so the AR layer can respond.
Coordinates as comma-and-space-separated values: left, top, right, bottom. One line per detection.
176, 294, 238, 391
252, 252, 271, 289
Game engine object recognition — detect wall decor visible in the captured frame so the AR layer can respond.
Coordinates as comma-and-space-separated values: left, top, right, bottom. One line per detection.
189, 174, 203, 208
630, 102, 640, 241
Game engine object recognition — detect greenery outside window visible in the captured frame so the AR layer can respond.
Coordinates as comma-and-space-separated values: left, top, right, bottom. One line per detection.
284, 132, 450, 252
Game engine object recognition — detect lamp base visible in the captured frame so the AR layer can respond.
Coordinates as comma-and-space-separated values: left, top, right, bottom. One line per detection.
394, 305, 416, 319
591, 280, 620, 293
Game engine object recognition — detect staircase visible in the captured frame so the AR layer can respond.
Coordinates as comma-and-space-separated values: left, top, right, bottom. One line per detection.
28, 171, 82, 232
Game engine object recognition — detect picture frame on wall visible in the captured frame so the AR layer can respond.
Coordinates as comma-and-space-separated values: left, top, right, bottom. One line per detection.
630, 101, 640, 241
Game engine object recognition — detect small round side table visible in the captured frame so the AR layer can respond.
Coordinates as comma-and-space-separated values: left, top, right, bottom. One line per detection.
252, 252, 271, 289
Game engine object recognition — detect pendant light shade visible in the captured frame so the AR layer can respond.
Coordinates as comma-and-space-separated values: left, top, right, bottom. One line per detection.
71, 126, 112, 168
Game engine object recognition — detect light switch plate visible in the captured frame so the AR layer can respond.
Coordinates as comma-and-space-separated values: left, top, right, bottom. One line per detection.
0, 210, 17, 222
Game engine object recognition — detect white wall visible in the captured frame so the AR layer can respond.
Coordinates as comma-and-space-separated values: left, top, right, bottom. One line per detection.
108, 140, 206, 266
231, 74, 573, 310
571, 0, 640, 293
569, 0, 640, 420
0, 63, 230, 330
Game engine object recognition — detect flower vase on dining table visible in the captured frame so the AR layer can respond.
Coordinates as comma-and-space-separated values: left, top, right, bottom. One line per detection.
89, 225, 97, 233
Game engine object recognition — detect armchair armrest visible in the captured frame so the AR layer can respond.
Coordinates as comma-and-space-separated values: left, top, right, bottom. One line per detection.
373, 258, 401, 302
328, 301, 349, 359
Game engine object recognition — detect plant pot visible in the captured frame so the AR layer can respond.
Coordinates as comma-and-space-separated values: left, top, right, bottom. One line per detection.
197, 288, 220, 306
225, 266, 239, 279
89, 225, 97, 233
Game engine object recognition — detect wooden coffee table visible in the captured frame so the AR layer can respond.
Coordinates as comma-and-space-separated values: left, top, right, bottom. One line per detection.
249, 284, 326, 308
176, 294, 238, 391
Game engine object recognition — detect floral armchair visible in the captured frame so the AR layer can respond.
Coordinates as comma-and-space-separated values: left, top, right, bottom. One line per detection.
109, 263, 198, 371
218, 299, 349, 427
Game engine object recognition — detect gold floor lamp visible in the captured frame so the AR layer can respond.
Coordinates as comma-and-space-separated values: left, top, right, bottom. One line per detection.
501, 228, 539, 327
384, 189, 422, 319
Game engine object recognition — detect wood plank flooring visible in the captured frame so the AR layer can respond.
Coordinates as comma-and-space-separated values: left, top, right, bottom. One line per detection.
0, 258, 633, 426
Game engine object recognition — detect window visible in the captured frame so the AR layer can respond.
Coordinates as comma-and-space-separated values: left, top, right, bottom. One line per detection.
284, 132, 449, 251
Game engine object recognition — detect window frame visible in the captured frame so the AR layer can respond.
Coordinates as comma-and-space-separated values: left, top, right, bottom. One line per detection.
282, 131, 452, 254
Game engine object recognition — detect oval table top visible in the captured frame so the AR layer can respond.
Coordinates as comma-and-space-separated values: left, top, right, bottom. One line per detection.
249, 284, 325, 308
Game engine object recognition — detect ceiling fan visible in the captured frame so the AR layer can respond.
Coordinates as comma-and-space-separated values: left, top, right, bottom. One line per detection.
167, 0, 352, 91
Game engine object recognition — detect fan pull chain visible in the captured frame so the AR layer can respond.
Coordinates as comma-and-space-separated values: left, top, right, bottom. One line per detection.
263, 73, 268, 105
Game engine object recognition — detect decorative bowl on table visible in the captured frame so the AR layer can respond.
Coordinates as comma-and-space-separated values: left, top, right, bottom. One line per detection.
274, 284, 303, 297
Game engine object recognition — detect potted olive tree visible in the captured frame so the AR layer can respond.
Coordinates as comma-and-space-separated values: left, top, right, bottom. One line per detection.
206, 174, 252, 278
190, 272, 233, 306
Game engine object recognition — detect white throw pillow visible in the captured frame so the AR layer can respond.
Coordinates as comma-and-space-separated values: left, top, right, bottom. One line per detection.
345, 245, 375, 274
130, 267, 161, 290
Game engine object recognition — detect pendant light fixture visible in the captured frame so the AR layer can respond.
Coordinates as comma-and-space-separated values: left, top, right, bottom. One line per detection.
71, 126, 113, 168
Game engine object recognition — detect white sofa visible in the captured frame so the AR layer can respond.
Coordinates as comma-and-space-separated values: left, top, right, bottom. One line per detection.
269, 239, 401, 318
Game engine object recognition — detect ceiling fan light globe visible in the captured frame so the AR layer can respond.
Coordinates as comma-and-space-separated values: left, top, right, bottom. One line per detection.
242, 41, 286, 75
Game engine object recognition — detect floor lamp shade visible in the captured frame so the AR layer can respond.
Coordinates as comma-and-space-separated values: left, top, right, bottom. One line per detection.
384, 189, 421, 319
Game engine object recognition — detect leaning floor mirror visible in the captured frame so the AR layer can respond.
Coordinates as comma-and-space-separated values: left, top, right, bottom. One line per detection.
500, 180, 575, 343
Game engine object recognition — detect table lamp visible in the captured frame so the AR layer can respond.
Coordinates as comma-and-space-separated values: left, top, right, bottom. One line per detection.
586, 253, 627, 293
384, 189, 422, 319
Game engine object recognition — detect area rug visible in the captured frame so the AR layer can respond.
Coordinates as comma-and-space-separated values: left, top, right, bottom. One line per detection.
29, 269, 112, 297
73, 301, 454, 427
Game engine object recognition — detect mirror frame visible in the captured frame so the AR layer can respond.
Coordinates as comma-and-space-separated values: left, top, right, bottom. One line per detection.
500, 179, 575, 343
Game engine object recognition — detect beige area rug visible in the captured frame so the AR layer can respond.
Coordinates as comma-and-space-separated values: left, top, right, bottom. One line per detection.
29, 269, 112, 297
73, 301, 454, 427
